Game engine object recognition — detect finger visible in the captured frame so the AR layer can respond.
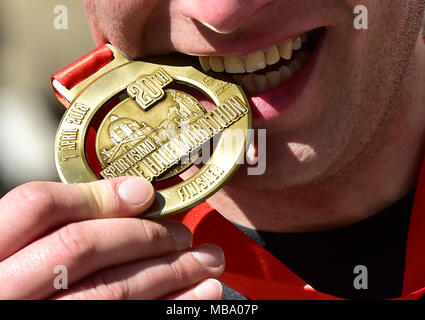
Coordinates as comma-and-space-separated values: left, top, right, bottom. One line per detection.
53, 244, 225, 300
0, 176, 154, 260
163, 278, 223, 300
0, 218, 192, 299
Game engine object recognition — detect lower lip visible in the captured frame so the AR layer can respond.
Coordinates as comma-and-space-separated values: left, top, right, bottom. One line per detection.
247, 32, 326, 120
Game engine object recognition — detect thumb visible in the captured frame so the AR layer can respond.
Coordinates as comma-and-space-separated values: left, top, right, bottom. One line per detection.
75, 176, 155, 218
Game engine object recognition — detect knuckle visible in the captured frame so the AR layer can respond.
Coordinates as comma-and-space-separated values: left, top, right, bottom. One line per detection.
77, 182, 116, 217
89, 269, 130, 300
9, 182, 57, 220
164, 254, 192, 284
76, 184, 101, 215
140, 220, 168, 244
55, 223, 94, 261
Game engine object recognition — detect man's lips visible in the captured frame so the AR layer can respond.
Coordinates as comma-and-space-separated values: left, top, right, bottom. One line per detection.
195, 28, 324, 120
249, 29, 325, 120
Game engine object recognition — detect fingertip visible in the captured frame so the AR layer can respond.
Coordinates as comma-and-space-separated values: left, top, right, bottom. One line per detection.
166, 278, 223, 300
159, 219, 193, 250
194, 278, 223, 300
191, 244, 225, 269
116, 176, 155, 208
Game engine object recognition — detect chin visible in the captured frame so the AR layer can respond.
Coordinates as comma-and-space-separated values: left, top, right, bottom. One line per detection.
225, 145, 333, 192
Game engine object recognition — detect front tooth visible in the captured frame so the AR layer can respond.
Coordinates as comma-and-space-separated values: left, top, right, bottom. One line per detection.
266, 71, 281, 88
239, 74, 256, 93
293, 36, 302, 50
199, 56, 211, 71
279, 39, 293, 60
224, 56, 245, 73
210, 56, 225, 72
265, 45, 280, 65
279, 65, 293, 82
244, 51, 267, 73
253, 74, 268, 92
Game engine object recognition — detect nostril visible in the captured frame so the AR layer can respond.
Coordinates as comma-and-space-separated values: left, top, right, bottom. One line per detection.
198, 21, 231, 34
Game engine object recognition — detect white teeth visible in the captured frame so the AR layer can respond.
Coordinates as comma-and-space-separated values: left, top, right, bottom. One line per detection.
245, 50, 267, 73
210, 56, 224, 72
199, 31, 312, 93
224, 55, 245, 73
265, 45, 280, 65
293, 36, 302, 50
279, 39, 293, 60
198, 56, 211, 71
198, 32, 308, 74
235, 51, 306, 94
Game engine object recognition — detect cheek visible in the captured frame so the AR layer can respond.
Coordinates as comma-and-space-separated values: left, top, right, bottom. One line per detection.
84, 0, 163, 58
342, 0, 378, 11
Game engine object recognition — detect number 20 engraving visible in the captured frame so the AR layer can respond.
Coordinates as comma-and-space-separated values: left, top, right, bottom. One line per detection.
127, 69, 172, 111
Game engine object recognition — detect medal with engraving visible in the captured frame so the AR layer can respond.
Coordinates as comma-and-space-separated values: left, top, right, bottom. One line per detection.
54, 45, 251, 218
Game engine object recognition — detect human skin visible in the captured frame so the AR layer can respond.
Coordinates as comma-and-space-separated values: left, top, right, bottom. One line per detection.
0, 177, 225, 299
1, 0, 425, 300
84, 0, 425, 232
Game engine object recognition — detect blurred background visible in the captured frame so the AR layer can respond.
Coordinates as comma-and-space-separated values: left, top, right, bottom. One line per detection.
0, 0, 94, 196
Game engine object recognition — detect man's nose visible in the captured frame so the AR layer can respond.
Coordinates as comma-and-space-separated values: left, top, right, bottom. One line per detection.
177, 0, 274, 34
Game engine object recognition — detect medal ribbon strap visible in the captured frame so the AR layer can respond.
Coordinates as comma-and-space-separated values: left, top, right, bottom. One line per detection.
172, 203, 338, 300
51, 45, 126, 177
402, 152, 425, 295
176, 195, 425, 300
51, 45, 115, 108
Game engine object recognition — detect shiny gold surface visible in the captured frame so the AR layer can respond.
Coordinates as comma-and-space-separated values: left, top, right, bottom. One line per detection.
96, 89, 207, 182
55, 45, 251, 217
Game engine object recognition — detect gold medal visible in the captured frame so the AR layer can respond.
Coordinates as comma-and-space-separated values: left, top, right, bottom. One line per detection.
54, 45, 251, 218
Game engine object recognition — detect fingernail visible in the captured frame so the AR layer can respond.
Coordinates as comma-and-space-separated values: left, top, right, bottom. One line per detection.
117, 177, 153, 206
161, 220, 193, 250
191, 245, 224, 268
194, 279, 223, 300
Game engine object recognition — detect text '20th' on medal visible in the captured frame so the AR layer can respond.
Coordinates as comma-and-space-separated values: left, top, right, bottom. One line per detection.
53, 45, 251, 218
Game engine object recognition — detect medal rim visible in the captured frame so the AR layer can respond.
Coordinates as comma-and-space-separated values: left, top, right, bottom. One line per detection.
55, 61, 251, 218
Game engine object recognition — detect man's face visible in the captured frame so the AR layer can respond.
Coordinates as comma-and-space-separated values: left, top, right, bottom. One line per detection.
84, 0, 424, 192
